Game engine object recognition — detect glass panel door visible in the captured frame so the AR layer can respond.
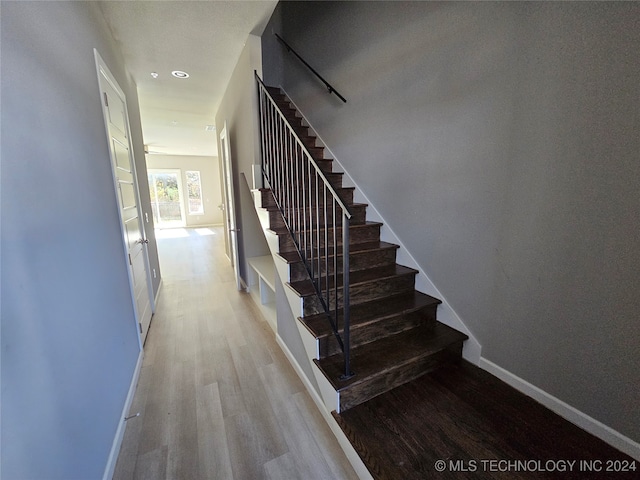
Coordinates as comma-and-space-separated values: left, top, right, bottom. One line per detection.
148, 170, 186, 228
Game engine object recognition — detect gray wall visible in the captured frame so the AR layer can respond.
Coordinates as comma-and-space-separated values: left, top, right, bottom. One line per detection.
215, 35, 270, 283
263, 1, 640, 443
1, 2, 159, 478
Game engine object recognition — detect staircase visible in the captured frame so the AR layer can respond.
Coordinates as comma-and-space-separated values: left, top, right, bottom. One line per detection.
256, 80, 468, 413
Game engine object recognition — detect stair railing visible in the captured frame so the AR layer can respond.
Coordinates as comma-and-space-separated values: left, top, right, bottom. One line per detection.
255, 72, 354, 379
274, 34, 347, 104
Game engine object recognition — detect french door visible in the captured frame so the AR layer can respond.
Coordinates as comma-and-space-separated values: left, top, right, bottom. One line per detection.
148, 169, 186, 228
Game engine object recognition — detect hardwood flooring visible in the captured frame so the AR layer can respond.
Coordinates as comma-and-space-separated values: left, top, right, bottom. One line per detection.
333, 360, 637, 480
115, 226, 637, 480
113, 227, 358, 480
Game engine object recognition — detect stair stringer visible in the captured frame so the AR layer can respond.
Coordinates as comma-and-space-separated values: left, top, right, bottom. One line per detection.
280, 89, 482, 364
251, 187, 340, 413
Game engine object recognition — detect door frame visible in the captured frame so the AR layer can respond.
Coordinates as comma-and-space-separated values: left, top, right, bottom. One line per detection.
219, 122, 243, 291
94, 49, 154, 347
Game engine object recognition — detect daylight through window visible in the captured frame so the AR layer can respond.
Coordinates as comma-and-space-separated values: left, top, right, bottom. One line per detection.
186, 170, 204, 215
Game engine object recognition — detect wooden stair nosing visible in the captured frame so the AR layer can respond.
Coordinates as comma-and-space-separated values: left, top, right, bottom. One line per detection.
270, 209, 368, 233
287, 264, 419, 298
261, 172, 345, 196
315, 323, 468, 391
266, 84, 470, 413
281, 241, 398, 264
263, 196, 361, 214
269, 220, 383, 239
299, 290, 441, 339
287, 243, 398, 281
277, 223, 383, 257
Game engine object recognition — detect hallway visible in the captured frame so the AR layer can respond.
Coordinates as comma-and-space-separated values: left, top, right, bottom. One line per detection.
113, 227, 359, 479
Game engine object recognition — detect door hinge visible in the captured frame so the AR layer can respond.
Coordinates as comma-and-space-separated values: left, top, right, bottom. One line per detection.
128, 253, 132, 265
139, 323, 142, 333
103, 92, 109, 107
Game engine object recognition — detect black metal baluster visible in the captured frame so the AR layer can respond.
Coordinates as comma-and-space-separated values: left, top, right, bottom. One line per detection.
308, 159, 314, 279
333, 199, 339, 337
341, 214, 352, 379
324, 184, 329, 309
296, 142, 303, 247
315, 170, 321, 290
255, 74, 354, 378
285, 130, 291, 227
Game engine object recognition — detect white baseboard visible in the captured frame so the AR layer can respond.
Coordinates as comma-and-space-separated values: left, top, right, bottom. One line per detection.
102, 350, 144, 480
276, 335, 373, 480
479, 357, 640, 461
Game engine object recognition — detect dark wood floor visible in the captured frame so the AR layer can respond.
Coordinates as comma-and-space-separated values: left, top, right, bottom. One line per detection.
334, 360, 637, 480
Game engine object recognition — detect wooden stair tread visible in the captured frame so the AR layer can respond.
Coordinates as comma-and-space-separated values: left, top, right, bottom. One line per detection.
263, 85, 469, 413
263, 186, 355, 207
316, 323, 468, 390
264, 201, 366, 213
270, 220, 382, 235
300, 291, 441, 338
288, 264, 418, 297
277, 240, 398, 264
268, 220, 383, 238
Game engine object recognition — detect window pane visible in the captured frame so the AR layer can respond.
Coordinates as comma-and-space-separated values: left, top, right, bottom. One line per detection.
186, 170, 204, 215
148, 172, 184, 226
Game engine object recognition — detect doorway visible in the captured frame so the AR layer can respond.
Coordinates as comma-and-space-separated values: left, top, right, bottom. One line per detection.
148, 169, 186, 229
219, 122, 242, 291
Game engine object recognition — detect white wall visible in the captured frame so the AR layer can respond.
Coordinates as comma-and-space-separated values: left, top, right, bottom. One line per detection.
146, 154, 224, 227
1, 2, 153, 478
263, 1, 640, 445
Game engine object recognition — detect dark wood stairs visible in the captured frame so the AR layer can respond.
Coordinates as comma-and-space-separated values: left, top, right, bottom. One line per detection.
261, 86, 468, 412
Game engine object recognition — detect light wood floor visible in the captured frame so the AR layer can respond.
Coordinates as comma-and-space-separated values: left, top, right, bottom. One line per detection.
113, 227, 359, 480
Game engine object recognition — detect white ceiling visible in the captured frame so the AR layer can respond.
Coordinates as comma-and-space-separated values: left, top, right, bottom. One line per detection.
99, 0, 278, 158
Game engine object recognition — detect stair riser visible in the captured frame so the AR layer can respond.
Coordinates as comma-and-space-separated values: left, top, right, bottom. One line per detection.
280, 114, 303, 127
290, 188, 354, 206
289, 247, 397, 282
264, 190, 353, 211
265, 87, 468, 417
262, 188, 349, 210
292, 125, 310, 138
263, 142, 326, 160
278, 224, 381, 253
319, 307, 438, 358
261, 184, 350, 214
301, 136, 319, 149
287, 176, 349, 196
337, 342, 464, 411
266, 160, 334, 176
269, 204, 367, 231
262, 172, 344, 197
302, 273, 416, 316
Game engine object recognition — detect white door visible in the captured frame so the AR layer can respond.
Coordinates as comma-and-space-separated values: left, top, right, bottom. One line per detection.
95, 51, 153, 344
220, 123, 242, 290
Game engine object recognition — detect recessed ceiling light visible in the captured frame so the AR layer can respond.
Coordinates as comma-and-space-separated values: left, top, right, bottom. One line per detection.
150, 72, 159, 79
171, 70, 189, 79
205, 125, 216, 132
